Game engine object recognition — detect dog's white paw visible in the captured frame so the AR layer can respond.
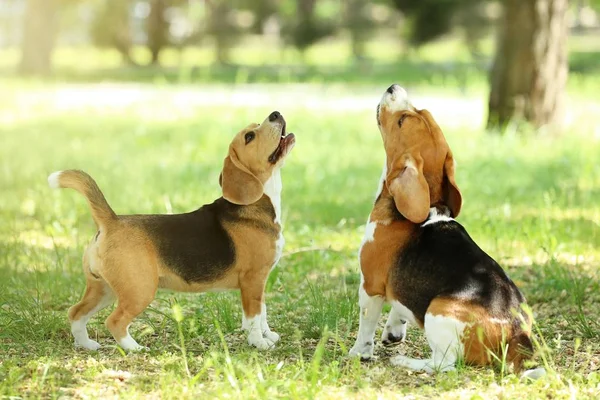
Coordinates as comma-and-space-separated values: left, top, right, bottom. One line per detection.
390, 355, 431, 372
248, 335, 275, 350
75, 339, 101, 351
118, 335, 147, 352
248, 329, 275, 350
125, 344, 149, 352
264, 330, 280, 344
349, 341, 374, 360
381, 321, 407, 346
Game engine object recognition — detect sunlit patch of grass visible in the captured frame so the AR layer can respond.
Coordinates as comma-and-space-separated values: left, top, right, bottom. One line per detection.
1, 84, 599, 398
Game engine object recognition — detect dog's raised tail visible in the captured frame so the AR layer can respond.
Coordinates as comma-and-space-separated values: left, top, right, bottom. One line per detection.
48, 170, 117, 228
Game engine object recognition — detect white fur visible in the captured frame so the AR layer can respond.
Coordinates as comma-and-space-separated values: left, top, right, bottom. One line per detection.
71, 288, 114, 350
521, 367, 547, 381
349, 274, 385, 359
243, 314, 276, 350
237, 169, 283, 350
361, 222, 377, 246
390, 300, 418, 326
351, 163, 393, 358
263, 169, 282, 224
264, 168, 285, 269
381, 85, 413, 113
359, 163, 388, 253
489, 317, 510, 324
48, 171, 62, 189
391, 313, 466, 373
118, 326, 146, 351
373, 162, 387, 201
421, 207, 454, 227
260, 303, 280, 343
381, 307, 408, 344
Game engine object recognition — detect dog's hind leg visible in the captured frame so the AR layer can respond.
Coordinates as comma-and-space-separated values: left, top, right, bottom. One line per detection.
68, 253, 115, 350
381, 307, 408, 345
102, 251, 158, 352
391, 311, 465, 373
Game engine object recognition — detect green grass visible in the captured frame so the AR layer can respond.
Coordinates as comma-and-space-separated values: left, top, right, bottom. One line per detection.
1, 82, 600, 399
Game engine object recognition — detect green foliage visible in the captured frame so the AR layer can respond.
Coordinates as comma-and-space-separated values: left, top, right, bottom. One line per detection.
391, 0, 490, 47
281, 0, 338, 53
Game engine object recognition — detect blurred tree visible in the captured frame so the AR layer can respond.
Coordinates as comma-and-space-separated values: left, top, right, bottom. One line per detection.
206, 0, 240, 64
19, 0, 58, 75
282, 0, 336, 56
147, 0, 169, 64
344, 0, 376, 61
390, 0, 489, 50
90, 0, 137, 66
488, 0, 568, 129
240, 0, 279, 34
455, 1, 493, 61
146, 0, 190, 65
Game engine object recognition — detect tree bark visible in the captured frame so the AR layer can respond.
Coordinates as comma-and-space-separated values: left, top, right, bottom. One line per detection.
147, 0, 168, 65
488, 0, 568, 130
19, 0, 58, 76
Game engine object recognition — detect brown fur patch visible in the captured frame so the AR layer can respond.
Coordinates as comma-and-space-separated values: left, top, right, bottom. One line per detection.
378, 105, 462, 221
61, 111, 293, 347
360, 184, 417, 301
427, 297, 532, 369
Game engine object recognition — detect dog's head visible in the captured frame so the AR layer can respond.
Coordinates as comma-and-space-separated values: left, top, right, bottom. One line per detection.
377, 84, 462, 223
220, 111, 295, 205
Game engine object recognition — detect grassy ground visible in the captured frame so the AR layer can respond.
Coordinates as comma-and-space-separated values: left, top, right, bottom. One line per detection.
1, 80, 600, 399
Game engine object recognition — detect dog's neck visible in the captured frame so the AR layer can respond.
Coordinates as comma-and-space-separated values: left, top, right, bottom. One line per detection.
263, 168, 282, 224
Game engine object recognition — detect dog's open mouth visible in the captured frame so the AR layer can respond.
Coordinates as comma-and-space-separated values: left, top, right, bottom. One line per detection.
268, 123, 295, 164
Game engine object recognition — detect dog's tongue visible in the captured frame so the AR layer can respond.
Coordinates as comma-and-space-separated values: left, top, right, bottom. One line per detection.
283, 133, 295, 145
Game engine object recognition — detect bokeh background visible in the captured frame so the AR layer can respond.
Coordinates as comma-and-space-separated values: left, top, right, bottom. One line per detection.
1, 1, 600, 398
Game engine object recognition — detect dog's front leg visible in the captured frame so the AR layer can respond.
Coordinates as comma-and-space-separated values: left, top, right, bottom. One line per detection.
259, 302, 280, 343
240, 271, 277, 350
349, 276, 384, 360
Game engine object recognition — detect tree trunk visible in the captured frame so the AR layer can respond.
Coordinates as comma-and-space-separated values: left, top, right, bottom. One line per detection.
19, 0, 57, 76
488, 0, 568, 130
147, 0, 168, 65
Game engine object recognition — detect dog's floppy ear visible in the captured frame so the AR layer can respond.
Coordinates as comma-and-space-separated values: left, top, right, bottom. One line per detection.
386, 153, 430, 223
443, 151, 462, 217
220, 147, 263, 205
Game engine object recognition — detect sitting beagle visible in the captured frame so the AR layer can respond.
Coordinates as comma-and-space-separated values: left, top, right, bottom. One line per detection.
48, 111, 295, 351
349, 85, 536, 374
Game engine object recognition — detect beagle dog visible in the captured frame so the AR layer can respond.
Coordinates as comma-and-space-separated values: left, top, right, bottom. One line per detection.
349, 85, 536, 374
48, 111, 295, 351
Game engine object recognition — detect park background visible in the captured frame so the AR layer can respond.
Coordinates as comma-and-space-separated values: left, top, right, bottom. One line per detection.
1, 0, 600, 398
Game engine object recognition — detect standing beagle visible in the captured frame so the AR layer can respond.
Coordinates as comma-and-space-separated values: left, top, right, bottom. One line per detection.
49, 111, 295, 351
349, 85, 537, 374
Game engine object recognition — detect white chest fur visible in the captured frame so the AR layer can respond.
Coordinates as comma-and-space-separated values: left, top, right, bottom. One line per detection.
359, 163, 387, 257
263, 169, 285, 267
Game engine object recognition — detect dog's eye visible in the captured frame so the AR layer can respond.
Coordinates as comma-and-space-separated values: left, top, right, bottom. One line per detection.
398, 115, 407, 128
245, 131, 255, 144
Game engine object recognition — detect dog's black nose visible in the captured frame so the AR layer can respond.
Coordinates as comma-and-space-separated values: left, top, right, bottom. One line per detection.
387, 84, 398, 94
269, 111, 281, 121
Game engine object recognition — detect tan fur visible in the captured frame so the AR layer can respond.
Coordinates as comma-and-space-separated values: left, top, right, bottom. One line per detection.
360, 186, 417, 300
368, 97, 532, 371
378, 107, 462, 221
427, 298, 532, 370
52, 170, 117, 228
57, 113, 294, 349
